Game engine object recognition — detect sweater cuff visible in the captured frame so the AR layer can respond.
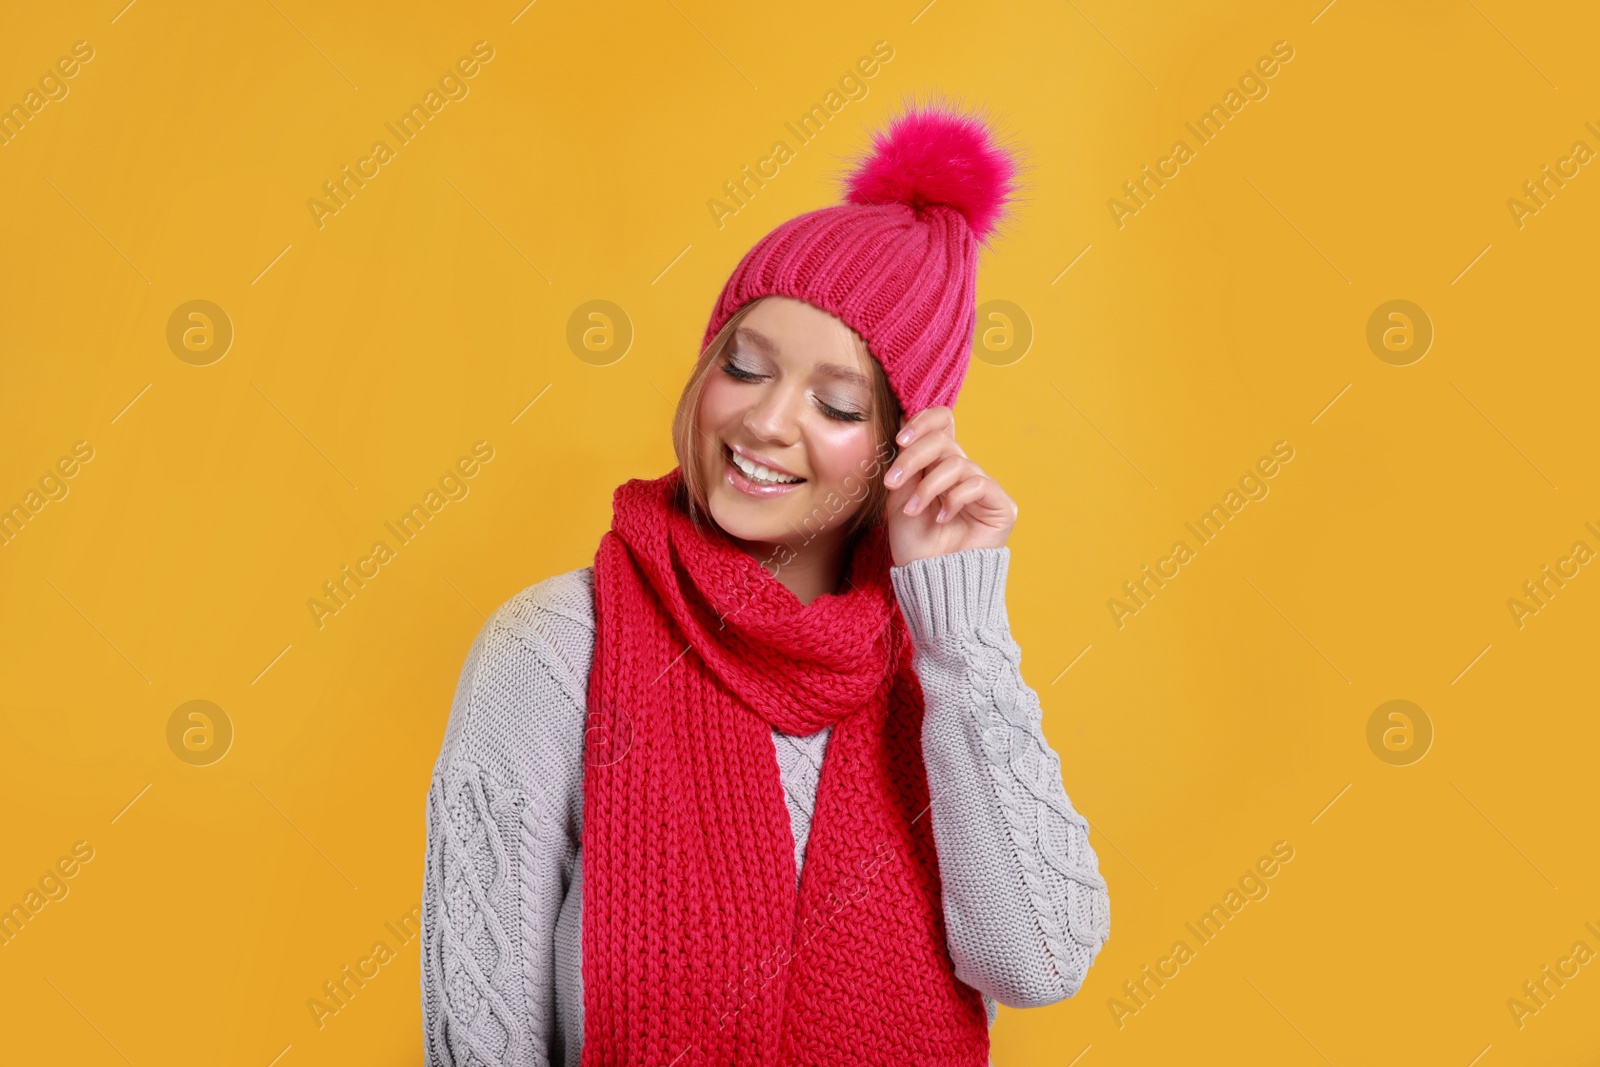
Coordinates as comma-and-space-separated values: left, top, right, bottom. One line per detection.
888, 546, 1011, 648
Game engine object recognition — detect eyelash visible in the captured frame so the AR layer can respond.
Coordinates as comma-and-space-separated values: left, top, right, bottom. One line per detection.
718, 360, 868, 423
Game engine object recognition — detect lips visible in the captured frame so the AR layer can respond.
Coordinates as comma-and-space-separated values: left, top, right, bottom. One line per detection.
726, 443, 805, 482
723, 445, 806, 497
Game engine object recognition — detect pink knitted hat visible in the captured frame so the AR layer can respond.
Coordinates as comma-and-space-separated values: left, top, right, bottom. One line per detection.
701, 101, 1021, 416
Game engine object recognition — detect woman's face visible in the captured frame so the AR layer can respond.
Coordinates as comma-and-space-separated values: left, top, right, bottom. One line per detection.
697, 296, 885, 554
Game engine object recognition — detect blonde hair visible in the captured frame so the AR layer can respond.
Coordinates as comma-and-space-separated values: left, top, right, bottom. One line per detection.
671, 298, 903, 544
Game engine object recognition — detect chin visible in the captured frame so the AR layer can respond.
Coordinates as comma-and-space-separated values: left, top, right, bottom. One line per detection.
706, 484, 807, 546
700, 445, 862, 551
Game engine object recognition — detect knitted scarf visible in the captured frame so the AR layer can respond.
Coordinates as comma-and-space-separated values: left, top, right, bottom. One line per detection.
581, 466, 990, 1066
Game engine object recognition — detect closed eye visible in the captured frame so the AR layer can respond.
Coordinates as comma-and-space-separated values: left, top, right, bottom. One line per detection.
819, 401, 868, 423
718, 360, 868, 423
719, 359, 762, 383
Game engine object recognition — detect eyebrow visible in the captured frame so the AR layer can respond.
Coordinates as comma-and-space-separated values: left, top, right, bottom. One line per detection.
734, 326, 872, 389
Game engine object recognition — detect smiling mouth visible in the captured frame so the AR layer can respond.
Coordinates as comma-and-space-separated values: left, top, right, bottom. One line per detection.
724, 444, 807, 490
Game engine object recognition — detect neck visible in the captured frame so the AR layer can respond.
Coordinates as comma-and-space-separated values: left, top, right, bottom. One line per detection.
730, 526, 856, 606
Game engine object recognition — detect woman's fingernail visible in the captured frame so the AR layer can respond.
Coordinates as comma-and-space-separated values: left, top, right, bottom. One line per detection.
897, 428, 915, 445
887, 467, 901, 486
905, 495, 919, 514
936, 506, 948, 523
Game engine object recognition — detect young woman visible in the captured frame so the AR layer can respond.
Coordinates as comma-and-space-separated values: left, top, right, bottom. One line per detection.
422, 103, 1110, 1066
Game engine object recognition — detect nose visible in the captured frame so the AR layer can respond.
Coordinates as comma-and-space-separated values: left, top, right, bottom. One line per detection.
740, 378, 804, 446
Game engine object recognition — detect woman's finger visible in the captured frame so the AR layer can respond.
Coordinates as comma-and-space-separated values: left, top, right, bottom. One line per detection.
903, 455, 977, 515
887, 423, 958, 491
934, 474, 992, 523
896, 405, 953, 447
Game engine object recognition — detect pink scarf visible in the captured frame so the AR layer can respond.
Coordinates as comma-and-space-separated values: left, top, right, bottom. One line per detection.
581, 466, 990, 1065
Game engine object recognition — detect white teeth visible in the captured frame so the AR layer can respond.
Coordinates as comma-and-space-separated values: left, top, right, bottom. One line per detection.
730, 450, 802, 484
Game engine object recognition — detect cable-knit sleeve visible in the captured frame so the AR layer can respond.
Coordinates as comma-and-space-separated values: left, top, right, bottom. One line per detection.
889, 546, 1111, 1009
422, 572, 593, 1066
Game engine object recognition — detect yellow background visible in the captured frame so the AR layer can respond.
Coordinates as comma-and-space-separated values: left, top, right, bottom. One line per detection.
2, 0, 1598, 1063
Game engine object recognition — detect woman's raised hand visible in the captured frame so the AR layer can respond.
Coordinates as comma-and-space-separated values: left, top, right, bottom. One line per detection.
883, 406, 1018, 568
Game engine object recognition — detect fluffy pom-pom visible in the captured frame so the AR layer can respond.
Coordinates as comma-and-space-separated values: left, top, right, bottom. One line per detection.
844, 104, 1018, 242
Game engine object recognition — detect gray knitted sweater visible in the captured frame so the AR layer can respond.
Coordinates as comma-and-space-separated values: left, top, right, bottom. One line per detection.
422, 546, 1110, 1065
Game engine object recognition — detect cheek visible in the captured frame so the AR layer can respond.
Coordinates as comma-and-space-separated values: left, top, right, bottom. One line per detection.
699, 376, 741, 432
806, 421, 877, 485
